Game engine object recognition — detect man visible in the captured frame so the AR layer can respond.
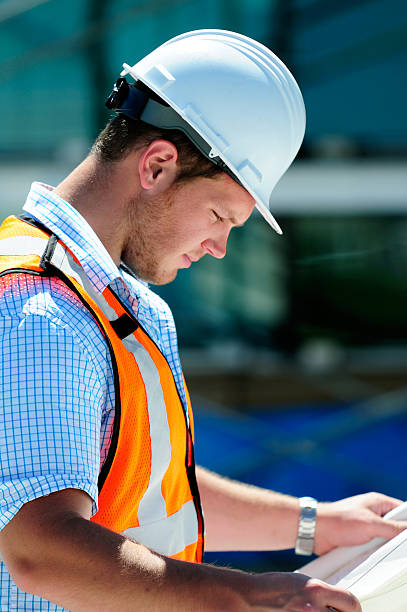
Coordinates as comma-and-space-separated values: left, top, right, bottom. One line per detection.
0, 29, 404, 611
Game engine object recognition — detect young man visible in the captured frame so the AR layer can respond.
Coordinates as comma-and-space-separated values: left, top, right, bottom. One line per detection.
0, 30, 404, 611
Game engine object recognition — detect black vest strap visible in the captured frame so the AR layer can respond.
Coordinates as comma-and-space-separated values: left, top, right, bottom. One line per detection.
110, 312, 139, 339
18, 213, 52, 236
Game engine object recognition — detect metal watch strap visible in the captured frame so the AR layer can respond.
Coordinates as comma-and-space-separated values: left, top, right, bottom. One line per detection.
295, 496, 317, 555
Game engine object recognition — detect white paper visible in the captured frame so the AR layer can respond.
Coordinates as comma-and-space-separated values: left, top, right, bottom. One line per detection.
297, 500, 407, 611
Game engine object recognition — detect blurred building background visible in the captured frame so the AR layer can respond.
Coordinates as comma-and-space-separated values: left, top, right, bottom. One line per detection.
1, 0, 406, 572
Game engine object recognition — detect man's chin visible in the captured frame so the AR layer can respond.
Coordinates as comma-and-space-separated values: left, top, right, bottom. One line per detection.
150, 268, 179, 286
121, 259, 178, 286
135, 265, 179, 286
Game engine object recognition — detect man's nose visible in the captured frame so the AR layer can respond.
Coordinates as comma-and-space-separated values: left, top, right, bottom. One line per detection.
201, 231, 229, 259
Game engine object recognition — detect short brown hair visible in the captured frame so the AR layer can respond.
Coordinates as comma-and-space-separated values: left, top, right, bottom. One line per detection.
91, 114, 223, 183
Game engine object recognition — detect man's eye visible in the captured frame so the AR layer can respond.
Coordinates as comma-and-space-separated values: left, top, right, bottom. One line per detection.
212, 210, 223, 222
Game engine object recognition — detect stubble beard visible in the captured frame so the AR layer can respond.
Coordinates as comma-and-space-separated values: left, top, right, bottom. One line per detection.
121, 189, 177, 285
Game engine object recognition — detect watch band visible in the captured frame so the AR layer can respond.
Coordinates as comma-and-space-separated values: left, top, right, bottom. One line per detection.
295, 496, 317, 556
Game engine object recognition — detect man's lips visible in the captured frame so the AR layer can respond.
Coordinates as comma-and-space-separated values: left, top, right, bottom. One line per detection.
182, 254, 199, 268
182, 254, 192, 268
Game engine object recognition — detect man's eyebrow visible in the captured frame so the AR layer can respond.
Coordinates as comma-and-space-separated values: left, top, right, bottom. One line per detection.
227, 210, 247, 227
217, 206, 245, 227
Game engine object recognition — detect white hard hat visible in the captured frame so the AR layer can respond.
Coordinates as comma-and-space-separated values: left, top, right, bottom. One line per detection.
115, 29, 306, 234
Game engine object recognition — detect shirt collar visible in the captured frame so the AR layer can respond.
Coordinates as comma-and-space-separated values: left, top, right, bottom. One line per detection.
23, 182, 123, 294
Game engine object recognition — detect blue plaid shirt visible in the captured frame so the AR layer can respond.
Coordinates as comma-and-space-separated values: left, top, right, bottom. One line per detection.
0, 182, 187, 611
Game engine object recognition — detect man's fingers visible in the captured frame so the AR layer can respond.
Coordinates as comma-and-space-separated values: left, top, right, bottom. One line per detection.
366, 492, 404, 516
301, 579, 361, 612
329, 590, 360, 612
380, 519, 407, 539
322, 588, 361, 612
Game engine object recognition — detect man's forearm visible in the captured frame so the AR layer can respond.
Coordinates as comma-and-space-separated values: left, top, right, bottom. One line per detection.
2, 514, 362, 612
197, 466, 300, 552
0, 489, 363, 611
196, 467, 406, 557
2, 507, 249, 611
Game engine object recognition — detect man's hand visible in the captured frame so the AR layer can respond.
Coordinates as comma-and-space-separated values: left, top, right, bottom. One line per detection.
244, 572, 360, 611
314, 492, 406, 555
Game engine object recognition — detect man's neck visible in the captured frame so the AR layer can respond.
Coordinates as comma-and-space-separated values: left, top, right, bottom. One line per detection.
53, 155, 137, 266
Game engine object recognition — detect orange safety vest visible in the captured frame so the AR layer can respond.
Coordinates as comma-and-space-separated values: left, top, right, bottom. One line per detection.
0, 214, 204, 562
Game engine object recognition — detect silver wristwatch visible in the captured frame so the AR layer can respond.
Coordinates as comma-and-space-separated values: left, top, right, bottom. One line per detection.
295, 496, 317, 555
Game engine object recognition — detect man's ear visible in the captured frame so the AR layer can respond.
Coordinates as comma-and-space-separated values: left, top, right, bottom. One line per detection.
138, 139, 178, 192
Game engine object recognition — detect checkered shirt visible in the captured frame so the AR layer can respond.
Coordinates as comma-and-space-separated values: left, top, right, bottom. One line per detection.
0, 182, 187, 610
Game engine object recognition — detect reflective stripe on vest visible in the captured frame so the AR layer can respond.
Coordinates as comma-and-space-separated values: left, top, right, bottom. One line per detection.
0, 215, 204, 562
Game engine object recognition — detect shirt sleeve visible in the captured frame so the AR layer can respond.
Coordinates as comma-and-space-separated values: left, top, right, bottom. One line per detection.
0, 279, 109, 530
